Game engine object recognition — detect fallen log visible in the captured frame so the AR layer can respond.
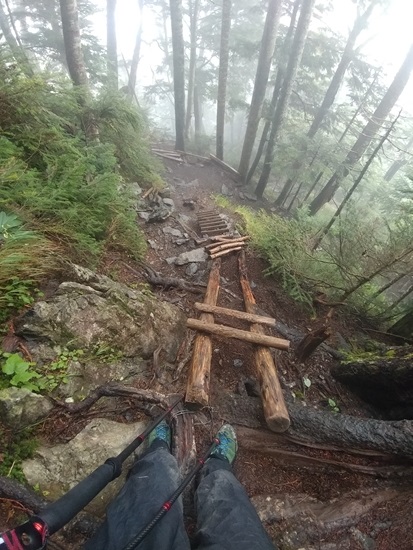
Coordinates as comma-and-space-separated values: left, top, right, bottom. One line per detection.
185, 259, 221, 408
219, 392, 413, 458
210, 246, 243, 259
209, 153, 241, 180
187, 319, 290, 350
236, 426, 413, 478
239, 251, 291, 433
153, 152, 184, 162
331, 348, 413, 419
194, 303, 276, 327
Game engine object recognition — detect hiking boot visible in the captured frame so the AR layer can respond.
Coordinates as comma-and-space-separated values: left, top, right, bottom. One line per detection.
211, 424, 238, 464
148, 420, 171, 450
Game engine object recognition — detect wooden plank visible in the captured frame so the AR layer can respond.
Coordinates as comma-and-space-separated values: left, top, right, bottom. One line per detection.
209, 240, 247, 254
210, 246, 243, 259
239, 250, 291, 433
202, 229, 229, 236
154, 152, 184, 162
194, 303, 276, 327
187, 319, 290, 350
185, 259, 221, 409
206, 236, 249, 250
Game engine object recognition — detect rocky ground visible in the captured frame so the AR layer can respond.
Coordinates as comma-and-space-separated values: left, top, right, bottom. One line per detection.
1, 144, 413, 549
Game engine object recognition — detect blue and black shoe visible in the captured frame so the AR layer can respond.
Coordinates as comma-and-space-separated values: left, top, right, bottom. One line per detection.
148, 420, 171, 450
211, 424, 238, 464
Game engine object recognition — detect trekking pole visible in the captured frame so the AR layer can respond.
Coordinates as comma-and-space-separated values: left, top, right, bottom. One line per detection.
123, 436, 220, 550
0, 395, 183, 550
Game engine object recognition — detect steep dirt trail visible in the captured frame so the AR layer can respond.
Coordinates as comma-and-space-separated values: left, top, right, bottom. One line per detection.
133, 145, 413, 550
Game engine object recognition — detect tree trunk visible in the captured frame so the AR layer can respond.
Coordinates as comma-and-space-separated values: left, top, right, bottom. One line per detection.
59, 0, 89, 87
246, 0, 301, 184
309, 42, 413, 215
313, 111, 401, 249
107, 0, 118, 89
169, 0, 186, 151
128, 0, 144, 97
255, 0, 315, 199
0, 0, 32, 74
307, 1, 378, 139
331, 348, 413, 419
194, 83, 204, 140
384, 135, 413, 181
216, 0, 232, 160
185, 0, 199, 140
388, 307, 413, 340
238, 0, 281, 181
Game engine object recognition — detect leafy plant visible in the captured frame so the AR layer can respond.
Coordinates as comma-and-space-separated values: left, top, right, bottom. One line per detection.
1, 353, 41, 391
327, 398, 340, 413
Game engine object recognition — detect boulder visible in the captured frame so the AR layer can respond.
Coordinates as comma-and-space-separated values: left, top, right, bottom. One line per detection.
22, 419, 146, 516
168, 248, 208, 266
16, 265, 186, 362
0, 387, 53, 429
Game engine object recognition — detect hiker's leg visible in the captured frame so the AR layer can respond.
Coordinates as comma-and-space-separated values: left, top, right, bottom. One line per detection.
193, 457, 276, 550
84, 441, 190, 550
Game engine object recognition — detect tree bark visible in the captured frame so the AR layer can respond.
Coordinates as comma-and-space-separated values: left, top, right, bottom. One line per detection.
216, 0, 232, 160
187, 318, 290, 350
185, 259, 221, 408
185, 0, 199, 139
238, 0, 281, 181
255, 0, 315, 199
331, 348, 413, 418
169, 0, 186, 151
59, 0, 89, 88
128, 0, 144, 97
309, 42, 413, 215
194, 303, 276, 327
107, 0, 118, 89
307, 1, 378, 139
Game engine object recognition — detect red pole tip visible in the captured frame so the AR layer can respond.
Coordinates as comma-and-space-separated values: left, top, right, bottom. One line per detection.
163, 501, 172, 511
33, 522, 45, 534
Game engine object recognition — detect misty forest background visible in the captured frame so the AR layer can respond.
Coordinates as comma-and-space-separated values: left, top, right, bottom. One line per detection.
2, 0, 413, 339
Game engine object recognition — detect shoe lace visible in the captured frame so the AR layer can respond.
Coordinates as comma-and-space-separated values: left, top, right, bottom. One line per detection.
156, 423, 168, 439
217, 433, 231, 454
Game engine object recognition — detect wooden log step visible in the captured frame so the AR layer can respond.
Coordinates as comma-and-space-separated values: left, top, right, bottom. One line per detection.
185, 259, 221, 409
203, 229, 230, 236
239, 250, 291, 433
187, 319, 290, 350
194, 303, 276, 327
210, 246, 242, 259
206, 236, 249, 249
208, 241, 247, 255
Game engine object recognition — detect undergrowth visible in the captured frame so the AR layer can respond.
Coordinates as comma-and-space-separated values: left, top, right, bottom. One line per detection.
0, 63, 159, 265
214, 196, 401, 318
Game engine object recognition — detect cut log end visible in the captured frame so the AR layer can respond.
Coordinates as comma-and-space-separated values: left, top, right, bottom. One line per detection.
266, 415, 291, 433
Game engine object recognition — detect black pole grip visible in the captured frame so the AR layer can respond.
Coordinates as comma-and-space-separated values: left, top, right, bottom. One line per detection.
38, 461, 118, 534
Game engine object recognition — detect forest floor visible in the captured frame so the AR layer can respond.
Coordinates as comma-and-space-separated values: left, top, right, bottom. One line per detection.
2, 144, 413, 549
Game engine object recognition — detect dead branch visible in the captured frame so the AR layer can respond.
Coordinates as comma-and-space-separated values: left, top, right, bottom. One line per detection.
52, 383, 172, 414
122, 261, 206, 294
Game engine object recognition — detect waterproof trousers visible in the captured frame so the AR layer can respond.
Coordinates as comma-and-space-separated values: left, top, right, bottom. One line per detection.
84, 440, 276, 550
